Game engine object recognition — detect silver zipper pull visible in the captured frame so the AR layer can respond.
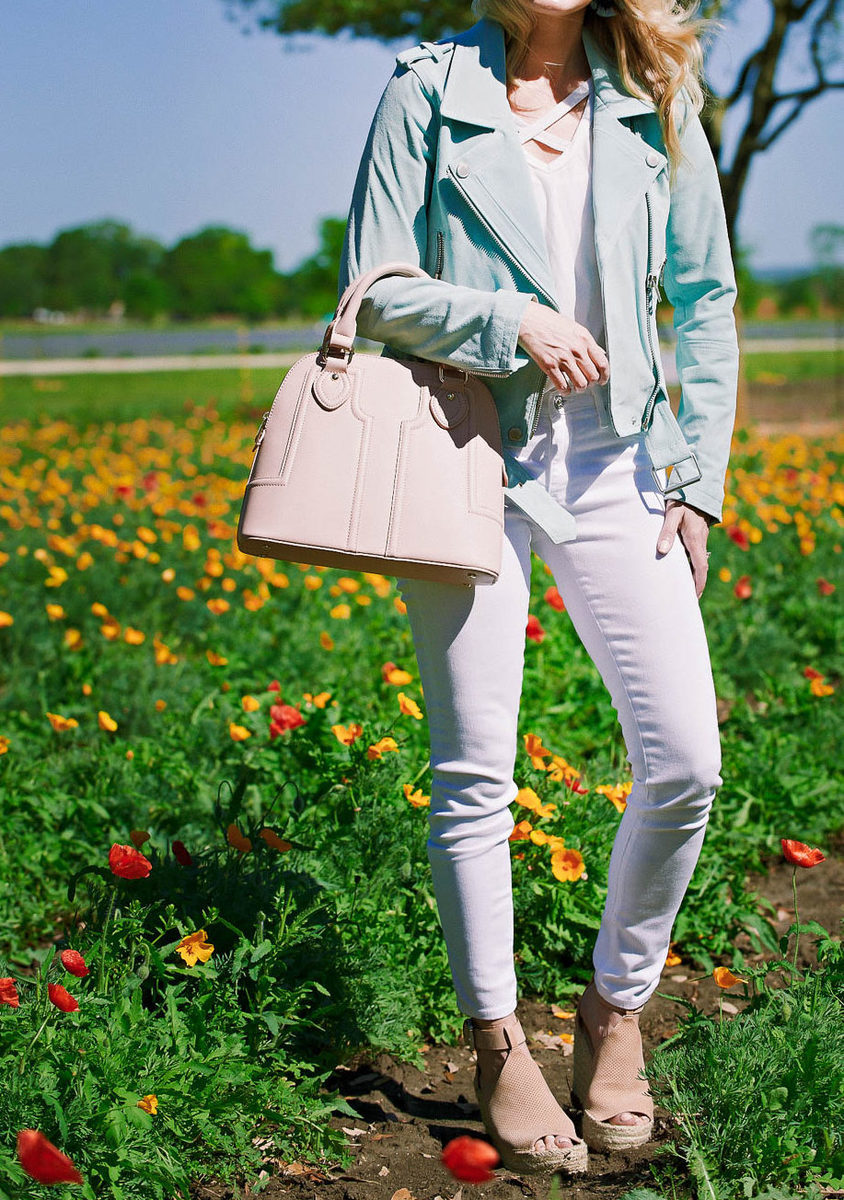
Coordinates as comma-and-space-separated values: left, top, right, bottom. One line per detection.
252, 411, 271, 452
646, 273, 659, 314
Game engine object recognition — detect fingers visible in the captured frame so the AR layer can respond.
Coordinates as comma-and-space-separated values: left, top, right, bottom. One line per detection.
656, 503, 684, 555
556, 335, 609, 392
516, 306, 610, 392
658, 502, 711, 599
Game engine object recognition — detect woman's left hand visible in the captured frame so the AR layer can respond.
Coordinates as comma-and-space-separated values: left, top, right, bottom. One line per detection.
656, 500, 712, 599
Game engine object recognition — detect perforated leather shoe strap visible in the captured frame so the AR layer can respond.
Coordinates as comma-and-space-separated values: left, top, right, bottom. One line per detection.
464, 1016, 528, 1052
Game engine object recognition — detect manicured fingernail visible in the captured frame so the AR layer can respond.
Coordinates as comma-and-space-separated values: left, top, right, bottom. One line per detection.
657, 540, 670, 554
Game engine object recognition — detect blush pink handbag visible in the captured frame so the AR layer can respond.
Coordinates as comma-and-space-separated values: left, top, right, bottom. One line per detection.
236, 262, 505, 586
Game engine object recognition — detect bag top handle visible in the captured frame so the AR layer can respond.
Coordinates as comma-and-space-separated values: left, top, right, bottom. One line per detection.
320, 262, 429, 369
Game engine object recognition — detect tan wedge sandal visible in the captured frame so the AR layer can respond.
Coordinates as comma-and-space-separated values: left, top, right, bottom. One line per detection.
462, 1012, 588, 1175
571, 980, 654, 1152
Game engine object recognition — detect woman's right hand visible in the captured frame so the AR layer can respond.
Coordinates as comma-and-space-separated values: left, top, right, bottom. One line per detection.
517, 299, 610, 394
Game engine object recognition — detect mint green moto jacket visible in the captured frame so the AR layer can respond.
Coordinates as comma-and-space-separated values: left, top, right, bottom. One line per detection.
338, 18, 740, 535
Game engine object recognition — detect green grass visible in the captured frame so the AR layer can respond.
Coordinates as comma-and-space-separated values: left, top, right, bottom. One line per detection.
0, 367, 285, 425
742, 348, 841, 384
646, 929, 844, 1199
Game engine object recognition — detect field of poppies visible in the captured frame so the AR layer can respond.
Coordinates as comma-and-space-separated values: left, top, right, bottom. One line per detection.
0, 365, 841, 1198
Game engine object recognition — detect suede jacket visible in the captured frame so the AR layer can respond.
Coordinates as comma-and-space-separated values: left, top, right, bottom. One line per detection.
338, 17, 740, 535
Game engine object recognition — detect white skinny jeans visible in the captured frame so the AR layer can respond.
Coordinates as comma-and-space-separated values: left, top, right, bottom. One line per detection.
396, 386, 722, 1018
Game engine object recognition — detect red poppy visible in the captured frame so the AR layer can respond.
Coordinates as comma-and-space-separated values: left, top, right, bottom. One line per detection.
17, 1130, 83, 1185
816, 577, 836, 596
781, 839, 826, 868
267, 680, 282, 692
565, 777, 590, 795
60, 950, 88, 978
172, 840, 194, 867
733, 575, 752, 600
544, 586, 565, 612
803, 666, 823, 680
726, 525, 750, 550
526, 615, 546, 643
441, 1135, 499, 1183
48, 983, 79, 1013
0, 977, 20, 1008
108, 843, 152, 879
269, 703, 306, 738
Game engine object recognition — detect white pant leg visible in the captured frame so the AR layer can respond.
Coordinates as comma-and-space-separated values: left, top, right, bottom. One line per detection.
397, 510, 534, 1019
526, 391, 722, 1010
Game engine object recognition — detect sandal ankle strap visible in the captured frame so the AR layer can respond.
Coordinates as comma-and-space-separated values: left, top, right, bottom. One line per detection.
584, 979, 644, 1017
463, 1013, 528, 1052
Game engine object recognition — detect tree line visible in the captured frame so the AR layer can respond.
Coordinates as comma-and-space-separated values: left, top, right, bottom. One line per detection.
0, 217, 345, 322
0, 216, 840, 323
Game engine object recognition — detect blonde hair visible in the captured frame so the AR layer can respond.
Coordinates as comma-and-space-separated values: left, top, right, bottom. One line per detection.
472, 0, 716, 184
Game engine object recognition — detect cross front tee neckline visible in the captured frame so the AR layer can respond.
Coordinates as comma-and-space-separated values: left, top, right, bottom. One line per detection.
511, 78, 593, 174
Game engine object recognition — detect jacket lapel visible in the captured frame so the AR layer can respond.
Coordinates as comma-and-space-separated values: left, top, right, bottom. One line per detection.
439, 20, 667, 294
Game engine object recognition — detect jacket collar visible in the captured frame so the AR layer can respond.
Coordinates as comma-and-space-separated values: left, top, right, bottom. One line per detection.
440, 18, 657, 129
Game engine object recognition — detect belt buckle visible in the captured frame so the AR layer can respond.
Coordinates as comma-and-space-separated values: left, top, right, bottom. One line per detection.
651, 451, 702, 494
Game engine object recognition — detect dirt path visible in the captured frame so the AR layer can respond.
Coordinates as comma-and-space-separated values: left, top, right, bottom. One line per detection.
192, 834, 842, 1200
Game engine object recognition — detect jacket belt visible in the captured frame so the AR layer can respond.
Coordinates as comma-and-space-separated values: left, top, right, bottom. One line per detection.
501, 396, 700, 543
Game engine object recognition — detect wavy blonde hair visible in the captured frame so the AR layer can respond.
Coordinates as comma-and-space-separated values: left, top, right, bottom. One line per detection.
472, 0, 715, 184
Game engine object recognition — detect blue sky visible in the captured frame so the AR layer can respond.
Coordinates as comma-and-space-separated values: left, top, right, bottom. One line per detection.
2, 0, 841, 273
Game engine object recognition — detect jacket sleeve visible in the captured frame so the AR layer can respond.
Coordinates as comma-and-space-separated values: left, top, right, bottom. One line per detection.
661, 101, 740, 524
338, 58, 536, 374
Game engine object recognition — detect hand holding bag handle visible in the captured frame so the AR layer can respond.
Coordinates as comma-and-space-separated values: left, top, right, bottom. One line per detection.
236, 261, 505, 586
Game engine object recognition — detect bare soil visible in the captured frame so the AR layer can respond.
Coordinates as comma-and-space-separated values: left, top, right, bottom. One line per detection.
741, 377, 842, 434
192, 834, 844, 1200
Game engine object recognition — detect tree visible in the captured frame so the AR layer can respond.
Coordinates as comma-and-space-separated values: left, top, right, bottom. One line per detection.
222, 0, 844, 247
161, 226, 282, 319
283, 217, 348, 318
0, 244, 48, 317
43, 219, 165, 313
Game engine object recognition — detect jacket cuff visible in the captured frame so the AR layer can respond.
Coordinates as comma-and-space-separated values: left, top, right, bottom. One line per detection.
668, 480, 724, 525
493, 289, 539, 372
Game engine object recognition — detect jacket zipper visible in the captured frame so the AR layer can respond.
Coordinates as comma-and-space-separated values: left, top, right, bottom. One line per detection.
434, 230, 445, 280
449, 169, 554, 435
641, 192, 663, 432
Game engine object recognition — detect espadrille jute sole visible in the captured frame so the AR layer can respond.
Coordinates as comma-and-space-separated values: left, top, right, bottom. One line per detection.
480, 1124, 589, 1176
579, 1110, 653, 1152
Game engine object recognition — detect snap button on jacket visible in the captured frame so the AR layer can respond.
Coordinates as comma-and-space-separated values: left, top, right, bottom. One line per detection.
339, 18, 740, 529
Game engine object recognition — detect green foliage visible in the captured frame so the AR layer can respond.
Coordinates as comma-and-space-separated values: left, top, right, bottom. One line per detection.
0, 217, 340, 322
223, 0, 474, 40
161, 226, 281, 320
647, 933, 844, 1199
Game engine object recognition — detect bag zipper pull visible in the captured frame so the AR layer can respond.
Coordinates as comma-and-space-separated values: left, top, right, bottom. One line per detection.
253, 411, 271, 453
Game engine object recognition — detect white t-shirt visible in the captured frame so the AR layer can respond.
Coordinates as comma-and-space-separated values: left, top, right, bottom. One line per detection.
512, 78, 608, 408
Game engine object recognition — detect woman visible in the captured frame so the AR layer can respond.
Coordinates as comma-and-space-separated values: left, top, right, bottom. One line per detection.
339, 0, 739, 1177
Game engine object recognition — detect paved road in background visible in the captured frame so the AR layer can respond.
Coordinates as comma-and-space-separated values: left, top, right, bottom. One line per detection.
0, 319, 840, 362
0, 337, 838, 385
